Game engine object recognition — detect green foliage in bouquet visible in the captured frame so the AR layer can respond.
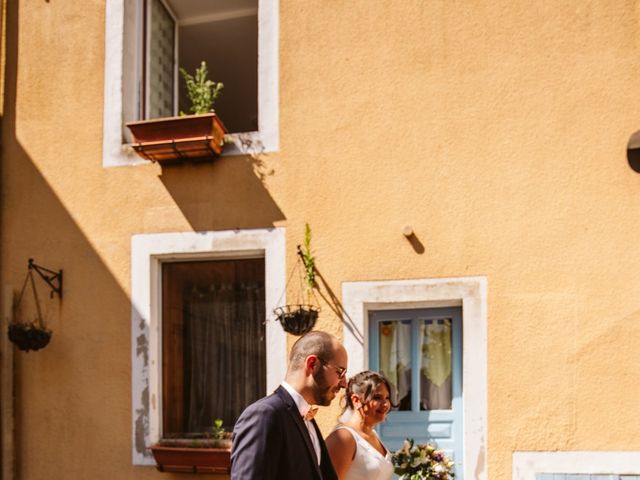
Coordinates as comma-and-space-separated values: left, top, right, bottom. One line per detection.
392, 438, 455, 480
179, 61, 224, 115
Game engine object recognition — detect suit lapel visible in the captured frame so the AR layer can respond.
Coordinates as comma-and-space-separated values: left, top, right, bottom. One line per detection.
312, 419, 338, 480
276, 386, 323, 479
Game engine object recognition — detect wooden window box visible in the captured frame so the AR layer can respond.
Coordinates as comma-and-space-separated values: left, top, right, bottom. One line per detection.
126, 113, 227, 164
150, 439, 232, 474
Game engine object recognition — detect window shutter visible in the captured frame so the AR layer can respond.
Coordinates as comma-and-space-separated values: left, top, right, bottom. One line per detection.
147, 0, 175, 119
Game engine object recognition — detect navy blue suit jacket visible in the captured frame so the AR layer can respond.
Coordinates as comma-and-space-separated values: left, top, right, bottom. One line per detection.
230, 386, 338, 480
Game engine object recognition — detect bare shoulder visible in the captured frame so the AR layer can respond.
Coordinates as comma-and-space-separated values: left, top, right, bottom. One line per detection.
326, 427, 357, 479
326, 427, 357, 467
326, 427, 356, 446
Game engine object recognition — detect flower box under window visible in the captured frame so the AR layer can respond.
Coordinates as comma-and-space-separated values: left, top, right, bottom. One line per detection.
126, 113, 227, 164
150, 437, 232, 474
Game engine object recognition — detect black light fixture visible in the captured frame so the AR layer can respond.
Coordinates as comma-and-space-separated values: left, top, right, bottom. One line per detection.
627, 130, 640, 173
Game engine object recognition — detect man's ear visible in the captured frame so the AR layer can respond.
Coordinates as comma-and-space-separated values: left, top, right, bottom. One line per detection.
304, 354, 320, 374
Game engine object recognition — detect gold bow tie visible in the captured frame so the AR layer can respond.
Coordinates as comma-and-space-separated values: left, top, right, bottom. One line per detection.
303, 406, 318, 421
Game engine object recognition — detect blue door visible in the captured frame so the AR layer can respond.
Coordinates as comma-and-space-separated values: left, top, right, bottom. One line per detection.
369, 307, 463, 478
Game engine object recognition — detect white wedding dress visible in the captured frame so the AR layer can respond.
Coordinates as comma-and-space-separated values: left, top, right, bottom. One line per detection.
334, 425, 394, 480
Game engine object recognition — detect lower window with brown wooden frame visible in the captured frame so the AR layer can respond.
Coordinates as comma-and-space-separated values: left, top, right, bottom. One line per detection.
154, 257, 266, 473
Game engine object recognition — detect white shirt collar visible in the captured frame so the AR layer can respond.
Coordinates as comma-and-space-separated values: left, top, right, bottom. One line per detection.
281, 381, 321, 465
281, 381, 311, 417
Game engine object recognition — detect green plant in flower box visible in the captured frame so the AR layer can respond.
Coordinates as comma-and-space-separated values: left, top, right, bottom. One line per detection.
179, 61, 224, 115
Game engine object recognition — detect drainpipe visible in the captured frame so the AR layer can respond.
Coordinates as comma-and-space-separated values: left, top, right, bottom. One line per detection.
1, 286, 15, 480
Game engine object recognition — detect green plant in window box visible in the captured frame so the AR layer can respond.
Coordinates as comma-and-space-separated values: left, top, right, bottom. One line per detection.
125, 60, 228, 164
211, 418, 228, 441
179, 61, 224, 116
150, 423, 231, 473
154, 419, 231, 449
150, 419, 233, 473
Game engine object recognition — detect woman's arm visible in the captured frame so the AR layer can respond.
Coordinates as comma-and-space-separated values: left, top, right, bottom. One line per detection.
325, 428, 357, 480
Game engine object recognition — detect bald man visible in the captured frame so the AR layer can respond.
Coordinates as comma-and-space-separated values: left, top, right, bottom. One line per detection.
231, 331, 348, 480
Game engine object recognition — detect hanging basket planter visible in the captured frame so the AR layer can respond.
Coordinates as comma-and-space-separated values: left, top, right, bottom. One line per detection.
7, 323, 51, 352
273, 304, 319, 336
273, 225, 321, 336
7, 259, 61, 352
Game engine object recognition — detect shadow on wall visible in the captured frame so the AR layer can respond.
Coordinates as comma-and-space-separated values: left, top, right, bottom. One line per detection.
1, 3, 145, 479
0, 2, 238, 479
158, 155, 285, 231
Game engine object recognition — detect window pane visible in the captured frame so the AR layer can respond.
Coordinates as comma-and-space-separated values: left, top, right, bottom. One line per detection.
147, 0, 175, 118
162, 258, 265, 436
378, 320, 412, 411
177, 10, 258, 132
419, 318, 452, 410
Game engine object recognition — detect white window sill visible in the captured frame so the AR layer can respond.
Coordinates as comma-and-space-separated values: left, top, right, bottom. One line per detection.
104, 131, 275, 168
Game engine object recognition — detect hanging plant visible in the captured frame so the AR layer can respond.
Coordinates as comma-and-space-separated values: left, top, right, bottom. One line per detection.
273, 304, 319, 336
8, 267, 52, 352
273, 224, 320, 336
300, 223, 316, 293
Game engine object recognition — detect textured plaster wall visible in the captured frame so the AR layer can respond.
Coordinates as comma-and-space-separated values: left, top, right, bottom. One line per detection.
1, 1, 640, 479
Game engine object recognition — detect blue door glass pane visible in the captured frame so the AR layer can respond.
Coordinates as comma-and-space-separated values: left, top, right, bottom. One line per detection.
419, 318, 452, 410
378, 320, 412, 410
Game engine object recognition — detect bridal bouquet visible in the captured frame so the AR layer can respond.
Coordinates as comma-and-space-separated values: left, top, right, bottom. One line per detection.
391, 438, 455, 480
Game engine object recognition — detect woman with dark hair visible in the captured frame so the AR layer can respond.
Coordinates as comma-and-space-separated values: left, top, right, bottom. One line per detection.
325, 371, 394, 480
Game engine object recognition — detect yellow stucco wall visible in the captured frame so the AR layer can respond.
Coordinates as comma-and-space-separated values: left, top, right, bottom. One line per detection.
2, 1, 640, 479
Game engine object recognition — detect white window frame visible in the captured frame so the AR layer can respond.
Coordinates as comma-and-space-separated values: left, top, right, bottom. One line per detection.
342, 276, 488, 480
103, 0, 279, 168
130, 228, 286, 465
512, 451, 640, 479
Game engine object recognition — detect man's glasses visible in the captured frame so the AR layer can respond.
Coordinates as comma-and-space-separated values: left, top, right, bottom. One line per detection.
319, 358, 347, 379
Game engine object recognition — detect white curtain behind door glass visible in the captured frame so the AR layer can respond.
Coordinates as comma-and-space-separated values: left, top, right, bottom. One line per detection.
378, 318, 453, 411
379, 321, 412, 409
184, 282, 265, 432
419, 319, 452, 410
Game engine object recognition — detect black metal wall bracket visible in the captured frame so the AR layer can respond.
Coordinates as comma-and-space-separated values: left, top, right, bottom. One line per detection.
28, 258, 63, 299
